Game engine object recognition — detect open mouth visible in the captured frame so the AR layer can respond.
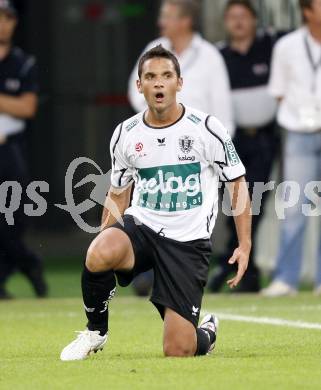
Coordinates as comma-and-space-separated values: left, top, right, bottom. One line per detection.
155, 92, 165, 102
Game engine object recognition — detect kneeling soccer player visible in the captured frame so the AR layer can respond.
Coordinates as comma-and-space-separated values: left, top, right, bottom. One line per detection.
60, 45, 251, 360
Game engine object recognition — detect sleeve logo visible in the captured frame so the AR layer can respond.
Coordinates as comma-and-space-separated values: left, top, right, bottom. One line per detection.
225, 139, 240, 166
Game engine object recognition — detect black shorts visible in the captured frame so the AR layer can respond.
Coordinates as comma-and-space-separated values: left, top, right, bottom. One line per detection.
112, 214, 212, 328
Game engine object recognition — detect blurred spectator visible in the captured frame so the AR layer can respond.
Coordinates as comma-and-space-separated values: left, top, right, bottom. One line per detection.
262, 0, 321, 297
208, 0, 280, 293
128, 0, 234, 296
0, 0, 47, 299
128, 0, 234, 134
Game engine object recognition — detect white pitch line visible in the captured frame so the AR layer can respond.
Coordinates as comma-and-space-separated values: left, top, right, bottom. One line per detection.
204, 311, 321, 330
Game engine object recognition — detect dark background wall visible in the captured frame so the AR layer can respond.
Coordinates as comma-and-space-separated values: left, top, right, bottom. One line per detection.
12, 0, 159, 231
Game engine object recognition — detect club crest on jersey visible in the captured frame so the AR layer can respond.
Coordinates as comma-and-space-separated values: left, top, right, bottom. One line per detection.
179, 136, 194, 154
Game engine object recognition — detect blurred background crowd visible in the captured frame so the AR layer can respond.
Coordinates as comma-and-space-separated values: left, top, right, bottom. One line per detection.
0, 0, 320, 299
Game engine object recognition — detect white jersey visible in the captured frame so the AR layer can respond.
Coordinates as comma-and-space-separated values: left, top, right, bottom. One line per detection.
110, 106, 245, 242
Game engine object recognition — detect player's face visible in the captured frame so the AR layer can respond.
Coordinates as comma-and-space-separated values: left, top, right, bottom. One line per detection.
224, 5, 256, 41
0, 11, 16, 45
304, 0, 321, 26
137, 58, 183, 112
158, 4, 191, 39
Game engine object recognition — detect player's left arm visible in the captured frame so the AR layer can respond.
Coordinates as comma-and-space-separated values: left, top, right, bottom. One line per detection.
205, 115, 251, 288
0, 93, 38, 119
226, 176, 252, 288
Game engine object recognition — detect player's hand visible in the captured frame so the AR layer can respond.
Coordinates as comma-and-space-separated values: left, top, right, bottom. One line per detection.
226, 246, 250, 289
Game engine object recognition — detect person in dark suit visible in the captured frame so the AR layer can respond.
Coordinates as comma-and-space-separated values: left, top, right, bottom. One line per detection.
0, 0, 47, 299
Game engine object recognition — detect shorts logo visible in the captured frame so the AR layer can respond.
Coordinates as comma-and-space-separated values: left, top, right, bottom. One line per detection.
192, 306, 199, 316
179, 136, 194, 154
225, 139, 240, 166
135, 142, 144, 152
136, 162, 202, 212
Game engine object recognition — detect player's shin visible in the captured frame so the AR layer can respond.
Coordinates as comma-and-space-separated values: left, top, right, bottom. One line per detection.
81, 265, 116, 336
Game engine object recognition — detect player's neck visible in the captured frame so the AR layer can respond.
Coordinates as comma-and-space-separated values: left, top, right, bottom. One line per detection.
307, 23, 321, 44
170, 31, 194, 55
230, 34, 255, 54
0, 42, 11, 60
145, 103, 183, 127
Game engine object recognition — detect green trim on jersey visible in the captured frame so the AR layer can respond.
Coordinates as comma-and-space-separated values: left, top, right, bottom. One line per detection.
136, 163, 203, 212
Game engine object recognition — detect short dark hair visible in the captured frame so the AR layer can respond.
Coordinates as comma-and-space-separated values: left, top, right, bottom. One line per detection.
224, 0, 257, 17
299, 0, 313, 10
161, 0, 201, 31
138, 45, 181, 79
299, 0, 314, 22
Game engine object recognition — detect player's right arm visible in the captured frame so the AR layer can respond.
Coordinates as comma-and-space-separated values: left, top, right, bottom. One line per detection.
100, 184, 133, 231
101, 123, 134, 231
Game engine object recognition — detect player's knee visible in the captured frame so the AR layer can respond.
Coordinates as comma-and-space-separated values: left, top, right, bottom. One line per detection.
86, 240, 115, 272
163, 341, 194, 357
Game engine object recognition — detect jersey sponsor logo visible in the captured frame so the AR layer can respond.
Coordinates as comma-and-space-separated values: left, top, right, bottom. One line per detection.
187, 114, 201, 124
178, 155, 195, 162
125, 118, 139, 132
136, 162, 202, 212
179, 135, 194, 154
225, 139, 240, 166
157, 138, 166, 146
135, 142, 144, 152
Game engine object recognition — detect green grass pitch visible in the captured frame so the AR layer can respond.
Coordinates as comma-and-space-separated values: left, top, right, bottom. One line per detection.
1, 270, 321, 389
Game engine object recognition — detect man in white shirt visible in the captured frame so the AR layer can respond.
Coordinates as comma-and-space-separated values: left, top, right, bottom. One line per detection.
128, 0, 234, 134
263, 0, 321, 297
